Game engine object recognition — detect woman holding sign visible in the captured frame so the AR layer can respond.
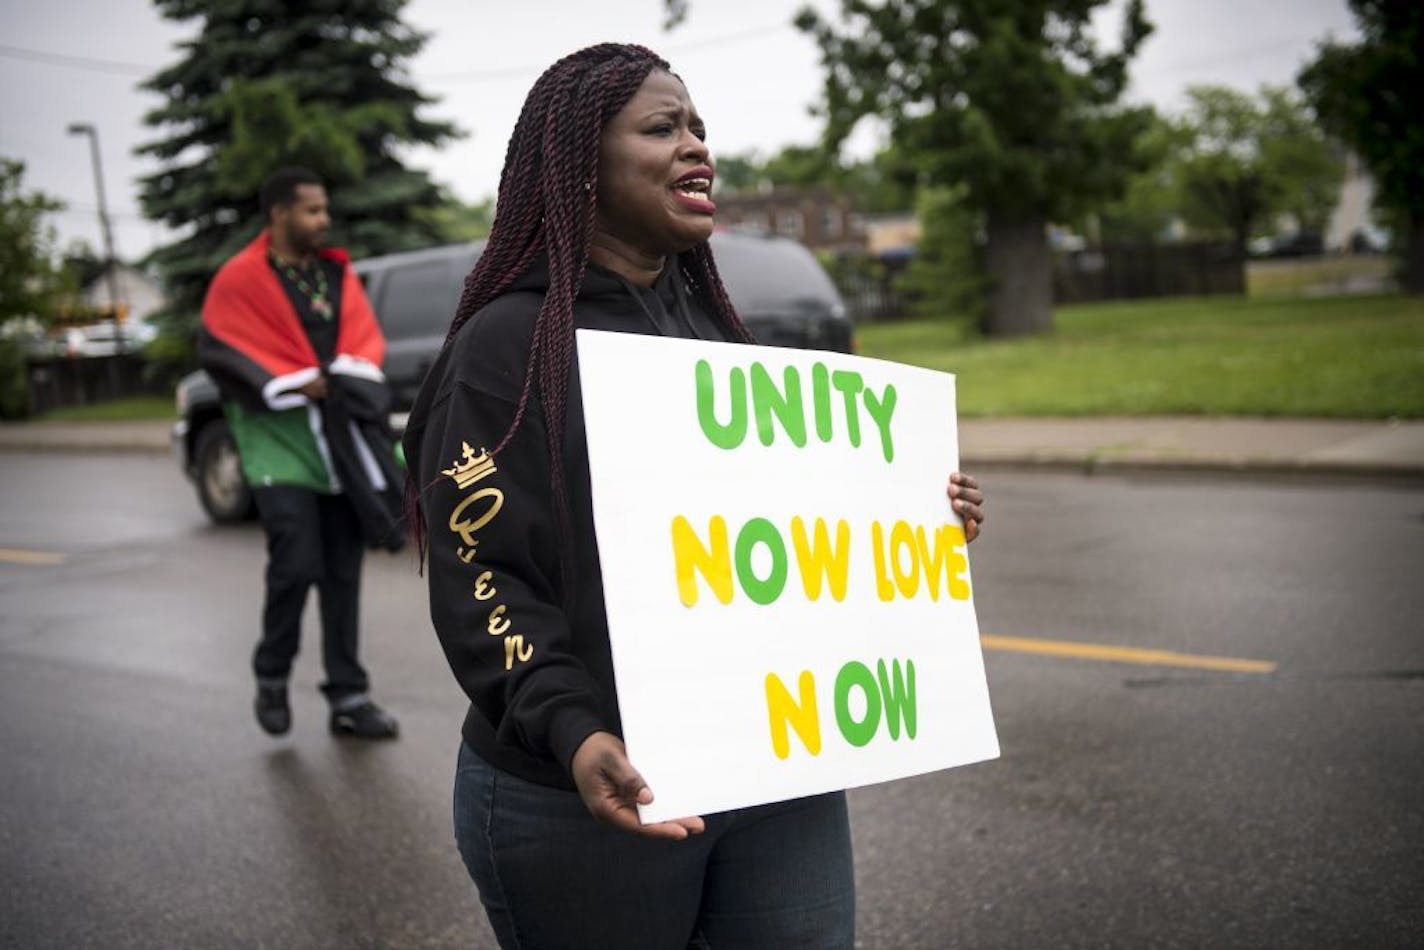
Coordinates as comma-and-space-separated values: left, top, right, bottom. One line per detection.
404, 43, 985, 949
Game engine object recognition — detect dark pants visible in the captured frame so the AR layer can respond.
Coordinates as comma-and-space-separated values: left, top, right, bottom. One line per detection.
453, 742, 856, 949
251, 486, 369, 702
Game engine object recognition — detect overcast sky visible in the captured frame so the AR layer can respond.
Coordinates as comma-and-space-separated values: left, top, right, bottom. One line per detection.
0, 0, 1359, 259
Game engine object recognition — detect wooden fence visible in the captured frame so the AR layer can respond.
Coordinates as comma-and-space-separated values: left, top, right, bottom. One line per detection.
24, 355, 166, 415
1053, 241, 1244, 303
826, 240, 1246, 323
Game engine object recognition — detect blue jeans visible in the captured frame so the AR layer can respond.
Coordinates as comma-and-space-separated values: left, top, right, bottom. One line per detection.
453, 742, 855, 949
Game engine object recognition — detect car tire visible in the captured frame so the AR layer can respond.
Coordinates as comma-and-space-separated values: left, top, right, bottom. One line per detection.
193, 419, 256, 523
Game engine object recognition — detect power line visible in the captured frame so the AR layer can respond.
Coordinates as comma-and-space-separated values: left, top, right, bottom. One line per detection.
398, 22, 797, 82
2, 21, 797, 85
3, 23, 1329, 90
663, 20, 796, 53
0, 43, 151, 77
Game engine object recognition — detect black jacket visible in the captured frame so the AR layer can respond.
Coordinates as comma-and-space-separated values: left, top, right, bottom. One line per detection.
403, 258, 737, 789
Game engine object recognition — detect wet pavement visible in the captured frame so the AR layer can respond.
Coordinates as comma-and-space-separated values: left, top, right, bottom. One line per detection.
2, 452, 1422, 947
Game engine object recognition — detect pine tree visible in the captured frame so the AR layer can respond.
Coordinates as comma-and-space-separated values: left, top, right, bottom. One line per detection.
137, 0, 459, 353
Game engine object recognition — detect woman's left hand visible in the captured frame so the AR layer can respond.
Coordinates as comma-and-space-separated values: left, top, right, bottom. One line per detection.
947, 472, 985, 543
570, 731, 705, 840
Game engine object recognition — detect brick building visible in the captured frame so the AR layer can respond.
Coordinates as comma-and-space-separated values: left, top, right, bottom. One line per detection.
712, 187, 866, 253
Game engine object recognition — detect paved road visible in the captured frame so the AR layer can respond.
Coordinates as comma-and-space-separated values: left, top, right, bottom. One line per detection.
2, 454, 1421, 948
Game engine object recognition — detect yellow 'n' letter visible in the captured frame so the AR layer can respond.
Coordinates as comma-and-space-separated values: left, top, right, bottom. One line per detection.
671, 515, 734, 606
765, 670, 822, 759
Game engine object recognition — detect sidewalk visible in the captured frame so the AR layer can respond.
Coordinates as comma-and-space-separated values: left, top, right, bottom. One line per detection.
957, 416, 1424, 479
3, 415, 1422, 479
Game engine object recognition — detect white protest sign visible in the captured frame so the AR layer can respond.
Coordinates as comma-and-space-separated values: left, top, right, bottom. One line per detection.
577, 329, 999, 822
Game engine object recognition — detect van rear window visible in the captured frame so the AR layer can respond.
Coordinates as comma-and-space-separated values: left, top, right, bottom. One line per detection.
375, 261, 459, 340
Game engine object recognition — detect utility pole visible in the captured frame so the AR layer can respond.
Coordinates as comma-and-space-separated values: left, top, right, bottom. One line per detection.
66, 122, 125, 355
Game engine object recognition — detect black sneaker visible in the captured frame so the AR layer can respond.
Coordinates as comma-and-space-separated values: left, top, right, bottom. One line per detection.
255, 685, 291, 736
329, 700, 399, 739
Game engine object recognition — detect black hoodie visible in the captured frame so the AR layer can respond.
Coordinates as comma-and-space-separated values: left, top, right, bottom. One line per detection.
403, 256, 737, 789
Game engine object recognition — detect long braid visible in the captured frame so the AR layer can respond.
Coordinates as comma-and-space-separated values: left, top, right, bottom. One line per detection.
409, 44, 673, 580
680, 244, 757, 345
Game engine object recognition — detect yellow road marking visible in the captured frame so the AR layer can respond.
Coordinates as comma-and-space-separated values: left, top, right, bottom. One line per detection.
0, 548, 67, 566
981, 634, 1276, 674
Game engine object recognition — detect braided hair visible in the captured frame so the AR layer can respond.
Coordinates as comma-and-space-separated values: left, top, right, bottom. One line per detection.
413, 43, 754, 580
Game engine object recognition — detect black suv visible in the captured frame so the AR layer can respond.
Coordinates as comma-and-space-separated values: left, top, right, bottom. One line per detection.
173, 229, 854, 523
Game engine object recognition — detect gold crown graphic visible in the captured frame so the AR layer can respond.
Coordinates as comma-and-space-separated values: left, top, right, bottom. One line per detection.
443, 442, 496, 489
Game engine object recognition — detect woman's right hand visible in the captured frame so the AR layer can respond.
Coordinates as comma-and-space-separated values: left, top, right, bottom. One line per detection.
570, 731, 706, 840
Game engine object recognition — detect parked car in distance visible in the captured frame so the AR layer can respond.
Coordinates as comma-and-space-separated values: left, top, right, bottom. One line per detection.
63, 317, 159, 357
173, 229, 854, 523
1250, 231, 1325, 259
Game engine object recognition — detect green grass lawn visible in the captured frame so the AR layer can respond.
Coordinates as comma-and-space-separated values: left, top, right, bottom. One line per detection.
37, 396, 174, 422
23, 293, 1422, 422
856, 293, 1424, 418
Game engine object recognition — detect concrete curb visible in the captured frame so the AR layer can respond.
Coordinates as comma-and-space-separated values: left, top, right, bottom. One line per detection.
955, 417, 1424, 482
4, 418, 1423, 481
963, 455, 1424, 483
0, 424, 172, 456
0, 439, 171, 455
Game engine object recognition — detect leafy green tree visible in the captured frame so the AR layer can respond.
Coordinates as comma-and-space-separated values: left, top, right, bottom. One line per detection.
712, 153, 766, 194
418, 197, 495, 243
663, 0, 690, 29
796, 0, 1155, 336
760, 144, 834, 188
0, 158, 70, 324
137, 0, 460, 357
1171, 88, 1275, 257
1092, 110, 1187, 244
1300, 0, 1424, 292
896, 185, 985, 325
61, 241, 108, 296
715, 141, 918, 212
840, 144, 919, 214
712, 144, 833, 195
0, 157, 73, 417
1258, 87, 1342, 237
1173, 85, 1340, 256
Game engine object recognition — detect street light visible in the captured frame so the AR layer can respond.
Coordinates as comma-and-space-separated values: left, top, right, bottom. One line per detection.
66, 122, 124, 354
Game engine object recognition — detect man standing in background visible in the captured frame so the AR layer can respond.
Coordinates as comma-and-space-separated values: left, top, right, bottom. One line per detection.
199, 167, 402, 740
